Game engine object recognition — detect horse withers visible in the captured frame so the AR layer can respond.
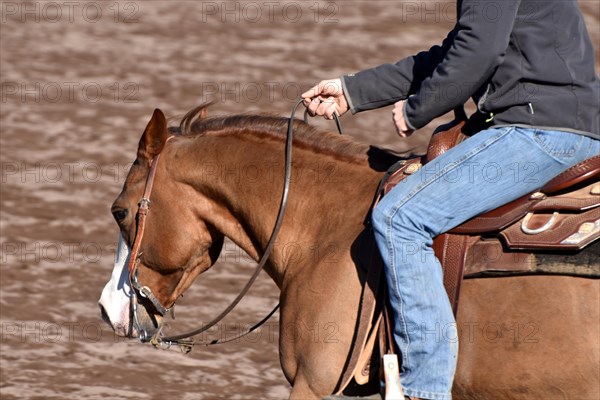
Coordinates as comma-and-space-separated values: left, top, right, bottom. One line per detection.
99, 105, 599, 399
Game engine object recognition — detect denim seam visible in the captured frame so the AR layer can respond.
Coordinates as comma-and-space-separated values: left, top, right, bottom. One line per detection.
384, 219, 411, 375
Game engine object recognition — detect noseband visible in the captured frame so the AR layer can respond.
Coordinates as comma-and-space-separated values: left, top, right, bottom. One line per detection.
126, 100, 343, 347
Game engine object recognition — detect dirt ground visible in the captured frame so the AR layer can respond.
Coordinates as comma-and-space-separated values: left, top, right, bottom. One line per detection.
1, 1, 598, 399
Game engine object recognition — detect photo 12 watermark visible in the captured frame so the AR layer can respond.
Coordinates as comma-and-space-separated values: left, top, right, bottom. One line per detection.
196, 159, 340, 185
1, 321, 108, 344
1, 241, 117, 265
1, 81, 140, 104
218, 238, 341, 265
390, 160, 543, 187
1, 161, 133, 185
198, 1, 338, 24
199, 81, 306, 104
0, 1, 140, 24
395, 1, 541, 24
400, 321, 541, 345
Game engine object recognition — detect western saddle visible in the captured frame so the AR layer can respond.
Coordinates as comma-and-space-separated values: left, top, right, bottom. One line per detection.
336, 117, 600, 395
382, 119, 600, 314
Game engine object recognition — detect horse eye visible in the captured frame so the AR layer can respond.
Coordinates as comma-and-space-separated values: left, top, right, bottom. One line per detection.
112, 209, 128, 222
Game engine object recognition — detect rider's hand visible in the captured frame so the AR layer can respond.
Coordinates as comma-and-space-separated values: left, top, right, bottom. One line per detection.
302, 79, 349, 120
393, 100, 415, 137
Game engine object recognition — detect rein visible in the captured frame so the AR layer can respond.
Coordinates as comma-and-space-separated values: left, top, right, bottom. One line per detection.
127, 100, 343, 350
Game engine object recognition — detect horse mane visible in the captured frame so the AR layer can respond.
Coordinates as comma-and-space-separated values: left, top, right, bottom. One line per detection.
168, 102, 374, 163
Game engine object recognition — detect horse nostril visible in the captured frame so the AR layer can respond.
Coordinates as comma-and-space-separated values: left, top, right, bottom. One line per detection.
99, 303, 111, 326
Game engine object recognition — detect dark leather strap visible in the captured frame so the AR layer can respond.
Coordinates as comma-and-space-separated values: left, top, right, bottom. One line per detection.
127, 151, 164, 284
155, 100, 347, 348
335, 234, 384, 393
433, 234, 473, 316
159, 100, 304, 344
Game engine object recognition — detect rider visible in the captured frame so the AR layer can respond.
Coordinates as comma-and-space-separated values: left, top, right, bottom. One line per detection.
302, 0, 599, 399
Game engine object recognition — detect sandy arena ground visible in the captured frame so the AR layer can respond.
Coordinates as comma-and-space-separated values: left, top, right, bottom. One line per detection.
1, 1, 598, 399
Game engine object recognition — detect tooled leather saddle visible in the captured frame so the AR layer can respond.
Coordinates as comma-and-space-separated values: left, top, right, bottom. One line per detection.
381, 118, 600, 314
337, 115, 599, 394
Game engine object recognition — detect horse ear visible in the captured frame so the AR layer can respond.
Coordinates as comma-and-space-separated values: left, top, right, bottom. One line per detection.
196, 107, 208, 121
137, 109, 169, 163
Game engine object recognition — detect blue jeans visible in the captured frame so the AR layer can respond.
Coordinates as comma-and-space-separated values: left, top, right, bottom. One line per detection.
371, 126, 599, 400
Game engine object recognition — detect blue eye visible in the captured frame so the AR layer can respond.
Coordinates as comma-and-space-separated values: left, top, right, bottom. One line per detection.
112, 209, 128, 222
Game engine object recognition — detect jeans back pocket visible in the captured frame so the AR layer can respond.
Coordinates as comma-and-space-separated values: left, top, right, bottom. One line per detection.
532, 129, 584, 159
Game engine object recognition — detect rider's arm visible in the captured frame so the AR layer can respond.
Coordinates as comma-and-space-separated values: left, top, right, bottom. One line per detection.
343, 0, 521, 130
341, 26, 458, 114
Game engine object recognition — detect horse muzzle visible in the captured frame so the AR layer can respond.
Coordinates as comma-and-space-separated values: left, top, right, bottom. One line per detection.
98, 274, 163, 341
99, 294, 163, 341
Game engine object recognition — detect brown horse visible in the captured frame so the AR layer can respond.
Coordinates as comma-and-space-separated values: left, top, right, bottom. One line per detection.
99, 104, 599, 399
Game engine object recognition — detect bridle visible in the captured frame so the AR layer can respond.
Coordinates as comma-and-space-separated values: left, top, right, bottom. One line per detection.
126, 100, 343, 350
126, 136, 175, 341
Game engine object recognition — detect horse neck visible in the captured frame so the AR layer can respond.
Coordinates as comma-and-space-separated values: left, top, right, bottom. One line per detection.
170, 130, 385, 287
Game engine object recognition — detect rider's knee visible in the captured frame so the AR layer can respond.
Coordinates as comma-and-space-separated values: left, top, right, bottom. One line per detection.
370, 203, 389, 234
372, 202, 424, 238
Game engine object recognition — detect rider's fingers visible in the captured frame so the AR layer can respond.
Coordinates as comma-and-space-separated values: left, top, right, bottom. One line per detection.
301, 85, 321, 103
316, 97, 336, 116
303, 79, 339, 100
323, 102, 339, 120
306, 97, 321, 116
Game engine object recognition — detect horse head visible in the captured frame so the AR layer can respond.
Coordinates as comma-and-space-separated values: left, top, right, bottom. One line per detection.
99, 107, 224, 340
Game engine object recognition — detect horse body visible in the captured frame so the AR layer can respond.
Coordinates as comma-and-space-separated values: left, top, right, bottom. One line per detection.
168, 122, 383, 394
99, 106, 599, 399
456, 276, 599, 399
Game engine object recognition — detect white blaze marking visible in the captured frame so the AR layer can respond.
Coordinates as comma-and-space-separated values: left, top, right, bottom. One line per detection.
99, 232, 133, 336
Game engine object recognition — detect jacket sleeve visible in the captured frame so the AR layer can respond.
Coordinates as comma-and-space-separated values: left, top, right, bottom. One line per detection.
343, 0, 521, 130
342, 26, 458, 113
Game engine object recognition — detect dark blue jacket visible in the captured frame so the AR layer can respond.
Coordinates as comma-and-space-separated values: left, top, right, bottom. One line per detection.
342, 0, 600, 139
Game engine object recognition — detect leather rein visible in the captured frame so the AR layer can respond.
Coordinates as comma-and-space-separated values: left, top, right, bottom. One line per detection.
126, 100, 342, 351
